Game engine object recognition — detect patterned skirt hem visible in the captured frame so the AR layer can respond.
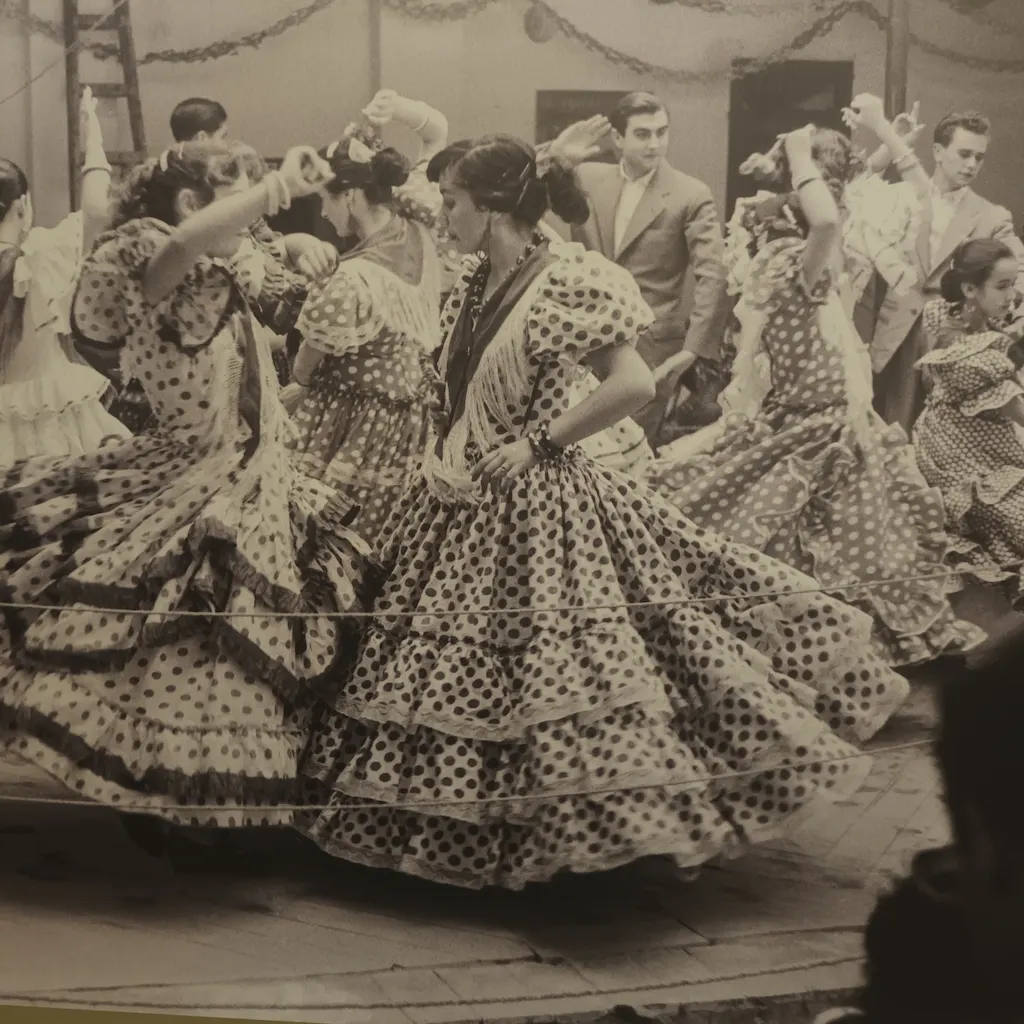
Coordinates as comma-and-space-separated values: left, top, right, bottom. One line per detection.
11, 600, 354, 710
294, 749, 871, 891
3, 735, 300, 827
0, 707, 303, 812
661, 415, 984, 666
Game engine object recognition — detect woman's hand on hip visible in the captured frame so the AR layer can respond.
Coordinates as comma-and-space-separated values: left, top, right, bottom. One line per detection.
472, 439, 538, 495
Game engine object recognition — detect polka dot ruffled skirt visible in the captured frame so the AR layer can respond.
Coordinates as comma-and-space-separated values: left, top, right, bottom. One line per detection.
297, 452, 909, 889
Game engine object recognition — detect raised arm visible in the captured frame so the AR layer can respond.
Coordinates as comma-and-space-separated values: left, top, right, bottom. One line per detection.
784, 125, 841, 289
143, 147, 332, 305
78, 88, 113, 251
845, 94, 929, 198
363, 89, 449, 167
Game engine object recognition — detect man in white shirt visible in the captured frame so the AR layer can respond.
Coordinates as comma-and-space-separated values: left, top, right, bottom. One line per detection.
570, 92, 729, 447
868, 111, 1024, 432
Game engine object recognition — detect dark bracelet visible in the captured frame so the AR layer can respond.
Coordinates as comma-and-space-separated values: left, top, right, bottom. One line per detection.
528, 421, 563, 461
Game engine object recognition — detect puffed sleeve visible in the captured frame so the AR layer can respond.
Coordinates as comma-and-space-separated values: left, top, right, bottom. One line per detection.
295, 265, 375, 357
922, 337, 1023, 418
16, 211, 84, 337
744, 237, 832, 311
524, 243, 654, 368
72, 217, 237, 352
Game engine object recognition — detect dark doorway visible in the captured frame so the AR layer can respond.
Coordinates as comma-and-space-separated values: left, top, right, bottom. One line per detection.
726, 60, 854, 219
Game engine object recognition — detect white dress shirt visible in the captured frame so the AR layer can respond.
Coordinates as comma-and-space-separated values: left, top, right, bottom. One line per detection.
613, 162, 657, 257
928, 181, 968, 264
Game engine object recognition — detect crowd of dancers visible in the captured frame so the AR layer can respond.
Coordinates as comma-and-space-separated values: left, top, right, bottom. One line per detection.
0, 82, 1022, 894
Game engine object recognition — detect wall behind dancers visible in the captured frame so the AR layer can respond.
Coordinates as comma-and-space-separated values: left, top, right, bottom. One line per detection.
2, 0, 1023, 226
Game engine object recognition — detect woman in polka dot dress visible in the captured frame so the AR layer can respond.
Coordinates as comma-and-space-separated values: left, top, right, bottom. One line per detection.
648, 103, 988, 668
296, 134, 909, 890
0, 142, 367, 843
282, 122, 443, 548
914, 239, 1024, 604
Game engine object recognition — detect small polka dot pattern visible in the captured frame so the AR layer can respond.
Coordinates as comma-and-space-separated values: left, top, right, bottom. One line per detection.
288, 262, 440, 547
296, 244, 910, 890
914, 300, 1024, 600
0, 219, 367, 827
648, 240, 987, 668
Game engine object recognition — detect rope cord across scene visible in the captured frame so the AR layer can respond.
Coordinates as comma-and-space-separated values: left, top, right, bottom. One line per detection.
0, 737, 932, 813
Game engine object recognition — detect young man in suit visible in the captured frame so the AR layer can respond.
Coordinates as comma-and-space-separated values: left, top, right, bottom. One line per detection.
870, 111, 1024, 433
568, 92, 729, 447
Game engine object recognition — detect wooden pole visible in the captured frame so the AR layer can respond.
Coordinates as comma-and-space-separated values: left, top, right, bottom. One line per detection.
368, 0, 382, 97
884, 0, 910, 119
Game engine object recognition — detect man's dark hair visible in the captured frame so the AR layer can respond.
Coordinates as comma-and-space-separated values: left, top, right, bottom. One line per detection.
610, 92, 668, 136
933, 111, 990, 149
426, 139, 473, 184
170, 97, 228, 143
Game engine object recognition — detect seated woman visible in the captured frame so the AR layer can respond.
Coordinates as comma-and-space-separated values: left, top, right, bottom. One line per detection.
0, 88, 130, 465
914, 238, 1024, 604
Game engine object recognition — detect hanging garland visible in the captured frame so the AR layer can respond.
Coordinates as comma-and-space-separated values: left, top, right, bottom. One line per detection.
0, 0, 1022, 75
0, 0, 343, 64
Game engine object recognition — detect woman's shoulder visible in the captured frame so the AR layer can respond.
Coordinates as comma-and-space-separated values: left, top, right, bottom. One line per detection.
540, 241, 651, 308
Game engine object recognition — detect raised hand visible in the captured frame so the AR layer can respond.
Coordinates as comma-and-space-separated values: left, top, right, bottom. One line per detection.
842, 93, 888, 135
278, 146, 334, 198
549, 115, 612, 168
363, 88, 398, 128
79, 85, 102, 145
782, 123, 816, 162
892, 100, 925, 147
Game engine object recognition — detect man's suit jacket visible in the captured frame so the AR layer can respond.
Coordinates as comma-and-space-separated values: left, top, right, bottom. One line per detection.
570, 160, 728, 368
869, 183, 1024, 374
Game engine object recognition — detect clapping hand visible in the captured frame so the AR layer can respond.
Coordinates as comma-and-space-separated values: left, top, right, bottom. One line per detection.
892, 100, 926, 147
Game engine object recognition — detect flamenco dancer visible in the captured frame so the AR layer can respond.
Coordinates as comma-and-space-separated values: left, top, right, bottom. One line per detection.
648, 96, 989, 668
284, 116, 444, 546
0, 142, 366, 857
425, 122, 655, 479
0, 88, 130, 466
914, 239, 1024, 603
297, 134, 908, 890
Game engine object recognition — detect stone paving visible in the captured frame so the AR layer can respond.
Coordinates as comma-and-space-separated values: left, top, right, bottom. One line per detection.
0, 586, 1015, 1023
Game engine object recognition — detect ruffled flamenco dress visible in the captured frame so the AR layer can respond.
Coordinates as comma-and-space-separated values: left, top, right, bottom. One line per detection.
647, 185, 994, 668
0, 217, 367, 830
0, 212, 130, 466
294, 237, 910, 890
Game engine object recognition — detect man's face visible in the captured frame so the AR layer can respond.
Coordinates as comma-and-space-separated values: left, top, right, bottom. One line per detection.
615, 110, 669, 177
933, 127, 988, 189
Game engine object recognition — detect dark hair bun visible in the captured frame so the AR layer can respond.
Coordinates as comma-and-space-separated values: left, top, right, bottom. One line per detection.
371, 147, 410, 189
543, 163, 590, 226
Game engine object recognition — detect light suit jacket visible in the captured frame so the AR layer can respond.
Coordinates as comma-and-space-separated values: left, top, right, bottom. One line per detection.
868, 183, 1024, 373
570, 160, 729, 366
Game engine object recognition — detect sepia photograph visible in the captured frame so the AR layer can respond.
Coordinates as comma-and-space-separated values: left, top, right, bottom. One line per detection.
0, 1, 1023, 1022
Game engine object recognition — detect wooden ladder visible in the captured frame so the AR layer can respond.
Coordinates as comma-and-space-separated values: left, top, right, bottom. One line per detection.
63, 0, 147, 208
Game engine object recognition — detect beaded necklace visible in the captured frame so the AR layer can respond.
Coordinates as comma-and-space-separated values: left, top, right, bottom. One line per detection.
465, 230, 544, 330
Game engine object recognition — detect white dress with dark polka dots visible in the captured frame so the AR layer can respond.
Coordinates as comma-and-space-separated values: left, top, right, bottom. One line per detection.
648, 239, 987, 668
0, 218, 367, 827
296, 240, 909, 890
288, 218, 441, 548
915, 301, 1024, 602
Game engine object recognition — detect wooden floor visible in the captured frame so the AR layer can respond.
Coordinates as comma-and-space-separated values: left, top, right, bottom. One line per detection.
0, 587, 1015, 1024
